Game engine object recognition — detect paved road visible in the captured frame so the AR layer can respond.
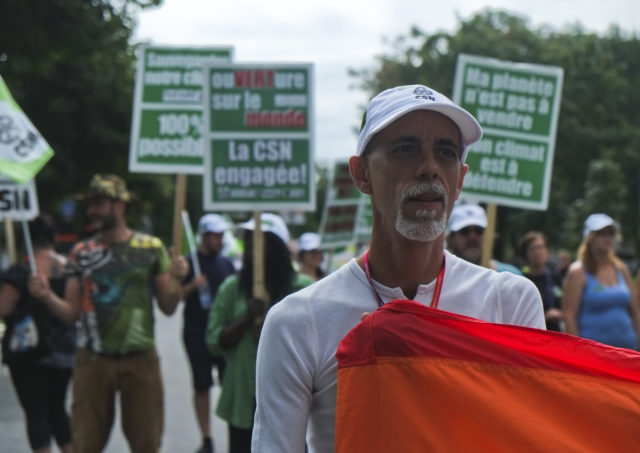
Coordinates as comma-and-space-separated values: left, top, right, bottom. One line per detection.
0, 304, 229, 453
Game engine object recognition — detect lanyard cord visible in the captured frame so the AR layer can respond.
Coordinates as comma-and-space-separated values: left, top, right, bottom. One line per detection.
362, 249, 446, 308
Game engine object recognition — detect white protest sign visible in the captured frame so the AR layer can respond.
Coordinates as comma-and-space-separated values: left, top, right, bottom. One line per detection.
0, 175, 39, 220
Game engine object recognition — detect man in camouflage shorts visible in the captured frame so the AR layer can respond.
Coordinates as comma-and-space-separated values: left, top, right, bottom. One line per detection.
37, 174, 188, 452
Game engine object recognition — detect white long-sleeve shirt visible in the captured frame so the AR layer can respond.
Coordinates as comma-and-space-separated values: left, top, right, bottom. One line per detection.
252, 251, 545, 453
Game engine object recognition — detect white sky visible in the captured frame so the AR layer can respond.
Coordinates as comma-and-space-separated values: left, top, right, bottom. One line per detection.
133, 0, 639, 164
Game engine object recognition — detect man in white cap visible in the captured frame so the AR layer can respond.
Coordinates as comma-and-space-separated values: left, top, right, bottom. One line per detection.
447, 202, 522, 275
181, 213, 236, 453
252, 85, 544, 452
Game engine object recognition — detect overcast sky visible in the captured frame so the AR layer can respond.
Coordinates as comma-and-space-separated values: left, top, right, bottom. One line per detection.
133, 0, 639, 164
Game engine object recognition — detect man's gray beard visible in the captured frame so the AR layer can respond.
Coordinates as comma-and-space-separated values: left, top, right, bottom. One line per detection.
395, 182, 448, 242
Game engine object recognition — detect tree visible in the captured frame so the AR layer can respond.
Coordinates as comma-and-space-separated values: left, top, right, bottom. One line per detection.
351, 9, 640, 259
0, 0, 172, 239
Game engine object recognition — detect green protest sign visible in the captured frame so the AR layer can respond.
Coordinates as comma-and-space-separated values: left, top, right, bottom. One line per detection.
208, 138, 310, 203
321, 204, 359, 245
203, 63, 315, 211
129, 45, 233, 174
330, 160, 361, 201
319, 161, 372, 247
355, 196, 373, 243
453, 54, 563, 210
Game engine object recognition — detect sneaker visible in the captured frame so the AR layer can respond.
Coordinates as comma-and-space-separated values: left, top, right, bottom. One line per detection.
195, 442, 213, 453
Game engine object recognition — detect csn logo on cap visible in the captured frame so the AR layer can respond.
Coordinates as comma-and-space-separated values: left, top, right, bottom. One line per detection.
413, 86, 436, 101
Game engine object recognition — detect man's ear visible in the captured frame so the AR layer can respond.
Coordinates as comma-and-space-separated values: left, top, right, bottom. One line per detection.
455, 164, 469, 201
349, 155, 373, 195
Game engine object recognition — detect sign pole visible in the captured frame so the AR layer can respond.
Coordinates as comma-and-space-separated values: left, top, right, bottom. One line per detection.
481, 203, 497, 269
21, 218, 36, 273
5, 218, 16, 264
172, 174, 187, 253
252, 211, 269, 302
170, 173, 187, 292
251, 211, 270, 337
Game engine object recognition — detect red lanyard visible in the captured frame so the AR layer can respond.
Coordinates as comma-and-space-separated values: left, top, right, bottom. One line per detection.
362, 249, 446, 308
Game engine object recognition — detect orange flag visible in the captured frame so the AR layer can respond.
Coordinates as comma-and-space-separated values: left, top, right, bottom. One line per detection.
336, 299, 640, 453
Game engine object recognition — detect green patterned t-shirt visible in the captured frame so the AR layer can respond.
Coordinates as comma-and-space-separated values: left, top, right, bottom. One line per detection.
68, 231, 170, 354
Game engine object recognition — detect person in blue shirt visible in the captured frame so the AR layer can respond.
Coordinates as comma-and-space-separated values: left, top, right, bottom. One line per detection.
563, 213, 640, 350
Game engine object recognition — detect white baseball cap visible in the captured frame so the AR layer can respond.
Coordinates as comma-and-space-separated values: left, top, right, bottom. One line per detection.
238, 212, 290, 245
357, 84, 483, 161
198, 213, 228, 234
583, 213, 615, 238
448, 203, 487, 233
298, 232, 321, 251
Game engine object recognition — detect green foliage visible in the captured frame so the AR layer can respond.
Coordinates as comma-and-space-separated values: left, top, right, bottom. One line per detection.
0, 0, 169, 239
562, 159, 627, 248
0, 0, 328, 246
351, 9, 640, 259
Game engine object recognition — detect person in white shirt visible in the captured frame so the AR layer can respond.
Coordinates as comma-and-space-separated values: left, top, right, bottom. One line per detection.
252, 84, 545, 453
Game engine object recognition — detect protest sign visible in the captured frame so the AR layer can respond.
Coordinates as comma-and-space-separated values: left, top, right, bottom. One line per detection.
319, 161, 371, 248
129, 45, 233, 174
453, 54, 563, 210
202, 63, 315, 211
0, 175, 39, 221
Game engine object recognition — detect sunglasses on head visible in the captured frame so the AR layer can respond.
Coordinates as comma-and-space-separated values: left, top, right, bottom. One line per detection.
458, 226, 485, 237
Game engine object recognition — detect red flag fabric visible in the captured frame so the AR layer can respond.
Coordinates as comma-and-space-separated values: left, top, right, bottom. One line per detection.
335, 299, 640, 453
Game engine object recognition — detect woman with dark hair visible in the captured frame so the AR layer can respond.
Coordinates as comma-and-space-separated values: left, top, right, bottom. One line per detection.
518, 231, 564, 331
563, 214, 640, 349
0, 215, 75, 453
206, 213, 312, 453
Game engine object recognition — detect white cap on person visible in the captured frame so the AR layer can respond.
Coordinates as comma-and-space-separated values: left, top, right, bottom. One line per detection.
198, 213, 229, 235
298, 232, 322, 251
583, 213, 615, 238
357, 84, 483, 162
448, 203, 487, 233
238, 212, 290, 245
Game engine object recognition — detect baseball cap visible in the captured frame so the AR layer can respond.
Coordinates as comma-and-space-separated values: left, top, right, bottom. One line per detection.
198, 213, 228, 235
357, 84, 483, 161
583, 213, 615, 237
298, 232, 321, 251
80, 173, 131, 202
238, 212, 290, 245
448, 203, 487, 233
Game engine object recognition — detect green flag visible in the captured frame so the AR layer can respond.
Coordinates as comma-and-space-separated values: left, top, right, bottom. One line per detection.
0, 75, 54, 183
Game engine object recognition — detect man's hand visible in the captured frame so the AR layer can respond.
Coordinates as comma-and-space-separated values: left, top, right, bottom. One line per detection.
192, 274, 207, 287
169, 254, 189, 281
247, 297, 269, 342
